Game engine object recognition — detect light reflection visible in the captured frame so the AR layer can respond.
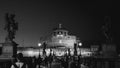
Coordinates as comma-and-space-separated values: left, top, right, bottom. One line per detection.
17, 48, 93, 57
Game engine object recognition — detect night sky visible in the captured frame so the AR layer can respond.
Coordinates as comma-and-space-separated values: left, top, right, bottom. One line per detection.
0, 1, 116, 47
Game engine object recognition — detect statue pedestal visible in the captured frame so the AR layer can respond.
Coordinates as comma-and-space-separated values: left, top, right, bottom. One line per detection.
102, 44, 117, 58
0, 41, 18, 58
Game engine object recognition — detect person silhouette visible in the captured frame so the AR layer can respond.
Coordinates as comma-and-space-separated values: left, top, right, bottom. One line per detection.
11, 53, 28, 68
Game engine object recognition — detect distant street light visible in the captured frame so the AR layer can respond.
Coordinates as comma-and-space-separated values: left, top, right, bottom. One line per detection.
38, 43, 42, 58
78, 42, 82, 57
38, 43, 42, 47
78, 42, 82, 46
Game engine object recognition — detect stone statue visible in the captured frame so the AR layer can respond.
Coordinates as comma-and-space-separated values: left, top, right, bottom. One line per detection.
4, 13, 18, 42
101, 16, 112, 43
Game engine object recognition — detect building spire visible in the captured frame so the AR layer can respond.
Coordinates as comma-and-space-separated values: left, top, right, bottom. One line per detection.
59, 23, 62, 28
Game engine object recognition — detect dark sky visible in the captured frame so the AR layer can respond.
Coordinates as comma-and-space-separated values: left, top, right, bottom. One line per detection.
0, 0, 115, 47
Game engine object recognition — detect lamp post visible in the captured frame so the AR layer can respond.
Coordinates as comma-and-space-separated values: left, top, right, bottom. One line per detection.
78, 42, 82, 68
78, 42, 82, 57
43, 42, 46, 57
68, 48, 71, 56
74, 43, 77, 56
38, 43, 42, 57
38, 43, 42, 68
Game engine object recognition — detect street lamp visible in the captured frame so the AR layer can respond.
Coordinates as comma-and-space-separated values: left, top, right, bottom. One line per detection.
78, 42, 82, 57
43, 42, 46, 57
74, 43, 77, 56
38, 43, 42, 57
38, 42, 42, 68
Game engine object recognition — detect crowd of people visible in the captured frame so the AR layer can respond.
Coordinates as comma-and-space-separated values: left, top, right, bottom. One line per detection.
10, 53, 89, 68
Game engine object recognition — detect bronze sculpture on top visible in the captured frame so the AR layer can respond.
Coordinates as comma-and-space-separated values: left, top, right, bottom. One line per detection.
4, 13, 18, 42
102, 16, 112, 44
101, 16, 117, 58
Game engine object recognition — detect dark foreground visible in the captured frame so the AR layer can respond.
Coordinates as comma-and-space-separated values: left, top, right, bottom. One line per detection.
0, 56, 120, 68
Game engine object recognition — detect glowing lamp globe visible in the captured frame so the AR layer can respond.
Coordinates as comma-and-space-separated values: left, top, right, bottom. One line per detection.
38, 43, 42, 47
78, 42, 82, 46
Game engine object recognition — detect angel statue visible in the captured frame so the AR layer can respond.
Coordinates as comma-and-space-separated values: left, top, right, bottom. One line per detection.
4, 13, 18, 42
101, 16, 112, 43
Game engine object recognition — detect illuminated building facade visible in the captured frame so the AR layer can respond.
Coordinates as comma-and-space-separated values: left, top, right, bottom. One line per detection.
39, 24, 80, 56
45, 24, 78, 48
17, 24, 96, 57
